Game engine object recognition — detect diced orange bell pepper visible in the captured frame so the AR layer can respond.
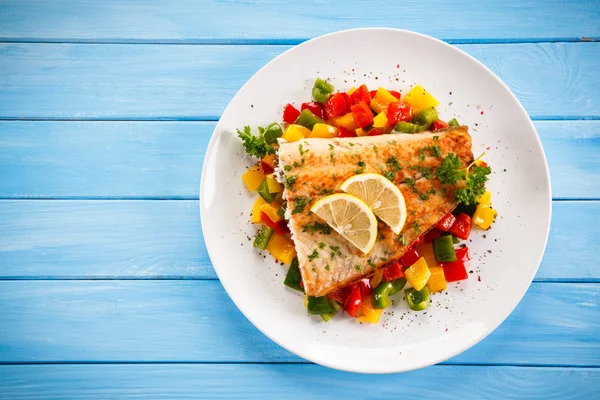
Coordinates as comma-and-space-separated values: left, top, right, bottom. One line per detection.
261, 154, 276, 169
260, 203, 282, 223
310, 123, 339, 138
404, 257, 431, 291
266, 234, 296, 264
416, 243, 438, 270
357, 296, 382, 324
282, 124, 311, 142
402, 85, 439, 112
370, 87, 399, 114
330, 113, 357, 131
242, 165, 265, 191
427, 266, 447, 293
355, 128, 368, 137
372, 111, 389, 129
472, 204, 497, 230
251, 197, 269, 223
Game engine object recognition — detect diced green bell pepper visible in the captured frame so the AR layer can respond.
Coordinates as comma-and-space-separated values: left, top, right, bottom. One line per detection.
263, 122, 283, 144
295, 109, 324, 130
307, 296, 333, 315
389, 277, 407, 296
320, 299, 342, 322
405, 286, 431, 311
283, 257, 304, 292
253, 225, 274, 250
448, 117, 460, 127
372, 281, 395, 309
432, 235, 457, 262
412, 107, 438, 130
312, 78, 334, 103
452, 235, 461, 244
277, 202, 287, 220
394, 121, 421, 133
257, 179, 276, 202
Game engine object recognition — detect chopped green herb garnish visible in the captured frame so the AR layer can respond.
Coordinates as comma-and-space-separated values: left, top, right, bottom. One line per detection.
329, 245, 342, 260
292, 196, 312, 214
299, 143, 309, 155
320, 188, 334, 195
285, 175, 298, 190
405, 177, 415, 188
386, 156, 402, 172
308, 249, 319, 261
284, 165, 292, 172
328, 144, 335, 150
354, 160, 366, 174
413, 222, 421, 234
433, 135, 439, 141
355, 265, 363, 271
367, 259, 376, 268
332, 173, 338, 182
397, 234, 406, 246
318, 242, 326, 249
325, 264, 330, 271
349, 142, 355, 147
408, 165, 433, 179
372, 145, 379, 154
380, 257, 387, 262
302, 222, 332, 235
429, 188, 436, 195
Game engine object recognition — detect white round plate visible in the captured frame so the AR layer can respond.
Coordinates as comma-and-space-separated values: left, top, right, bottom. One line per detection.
200, 28, 551, 373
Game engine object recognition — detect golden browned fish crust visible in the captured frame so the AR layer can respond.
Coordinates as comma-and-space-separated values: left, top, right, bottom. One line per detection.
278, 127, 473, 296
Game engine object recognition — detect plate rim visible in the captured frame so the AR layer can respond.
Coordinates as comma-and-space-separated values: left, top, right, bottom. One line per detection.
200, 27, 552, 373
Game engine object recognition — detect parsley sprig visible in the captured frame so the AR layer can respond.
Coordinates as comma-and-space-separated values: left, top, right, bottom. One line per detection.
237, 125, 276, 159
436, 152, 491, 206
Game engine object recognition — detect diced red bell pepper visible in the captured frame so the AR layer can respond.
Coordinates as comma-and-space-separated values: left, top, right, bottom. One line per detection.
282, 103, 300, 124
260, 212, 289, 235
358, 279, 372, 298
350, 84, 371, 105
337, 126, 356, 138
369, 90, 377, 99
324, 93, 349, 120
344, 285, 362, 317
340, 92, 352, 108
383, 261, 404, 282
389, 90, 401, 99
400, 245, 420, 267
261, 161, 274, 175
448, 213, 472, 240
423, 228, 442, 243
328, 285, 352, 305
386, 101, 413, 127
432, 119, 449, 131
367, 128, 382, 136
301, 102, 325, 119
350, 102, 375, 128
436, 213, 456, 232
442, 258, 468, 282
456, 246, 471, 262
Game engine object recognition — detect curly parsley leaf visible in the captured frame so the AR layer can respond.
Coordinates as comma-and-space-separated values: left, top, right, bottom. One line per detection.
237, 125, 276, 159
437, 153, 492, 206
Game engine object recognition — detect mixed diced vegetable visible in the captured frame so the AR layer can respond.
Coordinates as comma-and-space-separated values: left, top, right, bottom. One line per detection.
238, 77, 497, 324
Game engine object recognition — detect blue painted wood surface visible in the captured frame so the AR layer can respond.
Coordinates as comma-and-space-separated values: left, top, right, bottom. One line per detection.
1, 1, 599, 397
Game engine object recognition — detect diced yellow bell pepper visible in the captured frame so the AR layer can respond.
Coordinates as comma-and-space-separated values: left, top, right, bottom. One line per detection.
331, 113, 357, 131
370, 87, 398, 114
347, 86, 357, 95
260, 203, 282, 223
402, 85, 439, 112
373, 112, 389, 129
310, 123, 339, 138
357, 296, 382, 324
304, 295, 308, 308
261, 153, 276, 169
282, 124, 311, 142
477, 191, 491, 207
251, 197, 268, 223
472, 204, 497, 230
355, 128, 368, 137
242, 165, 265, 191
266, 234, 296, 264
427, 266, 447, 293
265, 174, 281, 194
416, 243, 438, 270
404, 257, 431, 291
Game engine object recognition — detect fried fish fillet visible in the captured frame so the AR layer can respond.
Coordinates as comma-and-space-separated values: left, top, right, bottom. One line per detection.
278, 127, 473, 297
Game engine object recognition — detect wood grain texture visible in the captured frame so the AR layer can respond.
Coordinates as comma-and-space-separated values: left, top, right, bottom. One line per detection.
1, 365, 598, 400
1, 0, 599, 42
0, 121, 598, 199
0, 43, 598, 119
0, 280, 597, 365
0, 200, 597, 281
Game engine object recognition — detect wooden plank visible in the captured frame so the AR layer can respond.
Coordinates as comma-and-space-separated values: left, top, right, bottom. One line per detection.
1, 365, 598, 399
0, 43, 597, 119
1, 0, 598, 42
0, 281, 597, 365
0, 121, 597, 199
0, 201, 597, 281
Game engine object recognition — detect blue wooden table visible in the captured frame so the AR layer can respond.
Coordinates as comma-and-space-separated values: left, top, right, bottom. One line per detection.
1, 1, 599, 398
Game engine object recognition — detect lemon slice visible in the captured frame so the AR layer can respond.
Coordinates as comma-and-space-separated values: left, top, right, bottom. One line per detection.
340, 173, 407, 234
310, 193, 378, 254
